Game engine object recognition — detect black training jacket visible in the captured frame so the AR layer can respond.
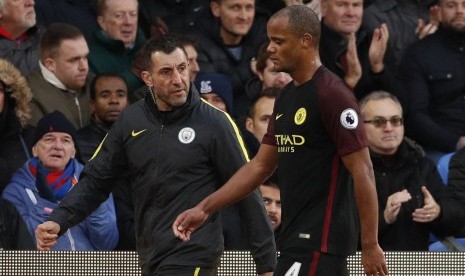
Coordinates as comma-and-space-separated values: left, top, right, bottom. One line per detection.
49, 86, 276, 275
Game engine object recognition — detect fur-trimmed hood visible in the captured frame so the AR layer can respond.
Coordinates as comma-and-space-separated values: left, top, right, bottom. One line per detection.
0, 58, 32, 127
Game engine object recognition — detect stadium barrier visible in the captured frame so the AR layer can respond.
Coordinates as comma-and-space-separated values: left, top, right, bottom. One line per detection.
1, 251, 465, 275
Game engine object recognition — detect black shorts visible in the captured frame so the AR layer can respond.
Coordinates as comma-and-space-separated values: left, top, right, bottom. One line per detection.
151, 265, 217, 276
274, 251, 349, 276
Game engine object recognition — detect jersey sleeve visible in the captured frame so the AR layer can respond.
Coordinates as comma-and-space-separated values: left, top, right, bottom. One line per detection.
318, 79, 368, 156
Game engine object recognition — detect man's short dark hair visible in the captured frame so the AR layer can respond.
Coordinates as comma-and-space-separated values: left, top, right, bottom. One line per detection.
140, 34, 188, 71
89, 73, 128, 100
40, 23, 84, 61
171, 33, 198, 51
262, 172, 279, 189
255, 42, 269, 74
272, 5, 321, 47
248, 87, 280, 119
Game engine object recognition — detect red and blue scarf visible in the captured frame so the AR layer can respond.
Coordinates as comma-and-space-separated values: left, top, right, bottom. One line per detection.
29, 157, 78, 202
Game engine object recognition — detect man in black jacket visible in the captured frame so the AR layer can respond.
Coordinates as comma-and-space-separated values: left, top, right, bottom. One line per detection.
360, 91, 465, 250
193, 0, 268, 117
445, 147, 465, 237
399, 0, 465, 158
0, 198, 35, 250
36, 35, 276, 276
319, 0, 402, 100
75, 73, 133, 250
76, 73, 129, 162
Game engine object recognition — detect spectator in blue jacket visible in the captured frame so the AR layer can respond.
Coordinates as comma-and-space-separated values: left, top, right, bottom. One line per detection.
2, 110, 118, 251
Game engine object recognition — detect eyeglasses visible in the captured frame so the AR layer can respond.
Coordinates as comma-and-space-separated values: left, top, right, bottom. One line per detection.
363, 116, 403, 128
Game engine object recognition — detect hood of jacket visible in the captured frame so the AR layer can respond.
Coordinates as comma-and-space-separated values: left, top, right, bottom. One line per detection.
0, 59, 32, 127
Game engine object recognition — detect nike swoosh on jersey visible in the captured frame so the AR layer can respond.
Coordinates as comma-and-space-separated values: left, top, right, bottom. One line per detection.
276, 113, 283, 120
131, 129, 147, 137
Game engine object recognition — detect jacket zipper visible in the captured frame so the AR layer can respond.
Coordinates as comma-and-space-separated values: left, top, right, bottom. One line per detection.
74, 94, 83, 127
66, 229, 76, 250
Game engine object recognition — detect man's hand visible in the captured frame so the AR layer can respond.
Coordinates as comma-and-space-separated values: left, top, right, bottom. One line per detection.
456, 136, 465, 150
416, 6, 441, 39
384, 189, 412, 224
172, 206, 209, 242
412, 186, 441, 223
344, 32, 362, 89
415, 18, 438, 40
36, 221, 60, 251
369, 23, 389, 73
361, 243, 388, 276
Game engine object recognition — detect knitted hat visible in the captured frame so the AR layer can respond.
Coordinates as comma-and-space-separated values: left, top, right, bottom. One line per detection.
194, 73, 233, 112
33, 111, 77, 146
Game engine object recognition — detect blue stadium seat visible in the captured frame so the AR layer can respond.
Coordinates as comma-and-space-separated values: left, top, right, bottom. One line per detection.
429, 152, 462, 251
437, 152, 455, 184
429, 237, 465, 252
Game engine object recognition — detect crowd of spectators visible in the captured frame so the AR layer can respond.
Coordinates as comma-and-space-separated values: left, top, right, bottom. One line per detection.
1, 0, 465, 268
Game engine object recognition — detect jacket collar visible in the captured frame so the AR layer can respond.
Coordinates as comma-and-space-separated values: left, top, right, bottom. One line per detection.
320, 22, 368, 57
93, 28, 147, 54
436, 25, 465, 52
88, 115, 112, 136
370, 138, 424, 171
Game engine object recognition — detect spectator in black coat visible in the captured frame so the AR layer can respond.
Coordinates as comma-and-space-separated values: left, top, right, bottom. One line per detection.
399, 0, 465, 160
0, 58, 34, 194
192, 0, 268, 118
360, 91, 465, 250
75, 73, 132, 250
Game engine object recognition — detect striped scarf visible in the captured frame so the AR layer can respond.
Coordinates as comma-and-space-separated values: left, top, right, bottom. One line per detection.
29, 157, 78, 202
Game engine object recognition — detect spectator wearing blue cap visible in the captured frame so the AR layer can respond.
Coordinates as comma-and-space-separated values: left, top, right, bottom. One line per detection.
194, 73, 233, 113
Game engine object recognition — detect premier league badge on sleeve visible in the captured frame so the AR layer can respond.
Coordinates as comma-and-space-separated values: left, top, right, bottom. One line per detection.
340, 108, 358, 129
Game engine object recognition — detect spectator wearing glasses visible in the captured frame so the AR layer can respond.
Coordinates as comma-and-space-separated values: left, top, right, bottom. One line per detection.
360, 91, 465, 250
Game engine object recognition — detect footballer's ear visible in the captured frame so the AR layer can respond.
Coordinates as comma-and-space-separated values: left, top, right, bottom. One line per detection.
302, 33, 313, 49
